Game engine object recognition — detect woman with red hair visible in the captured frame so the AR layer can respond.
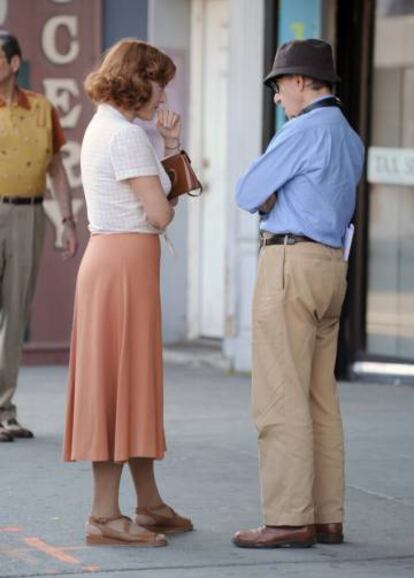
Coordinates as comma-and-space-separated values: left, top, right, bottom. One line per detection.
63, 39, 192, 547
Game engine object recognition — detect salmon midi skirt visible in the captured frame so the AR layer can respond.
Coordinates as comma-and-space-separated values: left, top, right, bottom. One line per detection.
63, 233, 166, 463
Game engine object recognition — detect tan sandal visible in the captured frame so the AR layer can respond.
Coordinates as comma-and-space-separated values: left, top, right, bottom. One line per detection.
135, 504, 193, 534
86, 515, 167, 547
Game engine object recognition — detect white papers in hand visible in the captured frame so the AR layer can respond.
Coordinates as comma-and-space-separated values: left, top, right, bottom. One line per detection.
343, 223, 354, 262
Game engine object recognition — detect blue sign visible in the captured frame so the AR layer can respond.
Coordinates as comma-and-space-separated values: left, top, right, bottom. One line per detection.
276, 0, 322, 128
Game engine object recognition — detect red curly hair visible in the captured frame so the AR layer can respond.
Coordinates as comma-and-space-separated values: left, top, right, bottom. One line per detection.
84, 39, 176, 113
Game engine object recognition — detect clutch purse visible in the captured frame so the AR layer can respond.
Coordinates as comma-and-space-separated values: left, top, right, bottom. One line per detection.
161, 150, 203, 200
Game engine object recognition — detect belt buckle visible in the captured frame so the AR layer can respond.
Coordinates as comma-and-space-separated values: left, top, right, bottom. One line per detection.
259, 233, 266, 248
284, 234, 296, 245
260, 232, 274, 246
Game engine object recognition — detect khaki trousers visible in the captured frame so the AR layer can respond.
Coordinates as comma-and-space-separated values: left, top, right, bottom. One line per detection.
252, 241, 347, 526
0, 203, 45, 421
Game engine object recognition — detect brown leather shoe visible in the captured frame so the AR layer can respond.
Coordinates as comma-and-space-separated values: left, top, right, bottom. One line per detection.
233, 525, 316, 549
0, 424, 14, 442
135, 504, 193, 534
315, 523, 343, 544
0, 419, 33, 439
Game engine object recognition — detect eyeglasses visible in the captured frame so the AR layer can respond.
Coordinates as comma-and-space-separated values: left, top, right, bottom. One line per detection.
268, 75, 315, 95
268, 79, 280, 94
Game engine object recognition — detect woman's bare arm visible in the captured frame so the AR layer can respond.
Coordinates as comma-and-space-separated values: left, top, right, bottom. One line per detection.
127, 175, 174, 230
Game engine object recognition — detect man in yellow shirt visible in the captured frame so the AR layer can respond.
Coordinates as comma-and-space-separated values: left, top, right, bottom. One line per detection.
0, 31, 78, 442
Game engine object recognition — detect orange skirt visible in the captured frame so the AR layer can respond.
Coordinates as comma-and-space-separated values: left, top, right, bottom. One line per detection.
63, 233, 166, 463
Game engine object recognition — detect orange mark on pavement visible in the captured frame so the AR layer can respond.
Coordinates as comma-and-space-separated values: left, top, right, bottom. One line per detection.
24, 537, 80, 565
84, 566, 100, 572
0, 527, 23, 532
0, 545, 39, 565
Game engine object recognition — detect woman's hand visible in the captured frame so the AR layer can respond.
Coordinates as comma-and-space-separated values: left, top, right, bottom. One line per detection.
157, 109, 181, 150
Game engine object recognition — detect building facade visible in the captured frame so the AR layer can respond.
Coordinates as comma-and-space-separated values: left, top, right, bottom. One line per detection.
335, 0, 414, 380
1, 0, 413, 379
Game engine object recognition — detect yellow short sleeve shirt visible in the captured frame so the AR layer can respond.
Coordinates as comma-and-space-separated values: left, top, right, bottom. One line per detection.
0, 88, 66, 197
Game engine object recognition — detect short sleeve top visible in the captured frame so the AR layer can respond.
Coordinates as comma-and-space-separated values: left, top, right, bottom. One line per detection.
0, 88, 66, 196
80, 104, 171, 234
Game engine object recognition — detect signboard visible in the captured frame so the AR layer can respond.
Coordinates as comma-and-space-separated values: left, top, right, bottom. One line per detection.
1, 0, 101, 362
367, 146, 414, 186
276, 0, 322, 129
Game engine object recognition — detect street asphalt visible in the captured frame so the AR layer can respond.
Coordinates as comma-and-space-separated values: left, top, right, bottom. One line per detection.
1, 360, 413, 578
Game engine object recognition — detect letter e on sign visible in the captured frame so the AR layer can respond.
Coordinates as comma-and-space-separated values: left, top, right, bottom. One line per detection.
43, 79, 81, 128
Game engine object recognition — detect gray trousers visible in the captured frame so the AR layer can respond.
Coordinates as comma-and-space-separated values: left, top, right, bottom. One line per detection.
0, 203, 45, 421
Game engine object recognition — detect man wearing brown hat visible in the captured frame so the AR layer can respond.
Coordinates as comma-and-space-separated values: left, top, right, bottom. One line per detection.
233, 39, 364, 548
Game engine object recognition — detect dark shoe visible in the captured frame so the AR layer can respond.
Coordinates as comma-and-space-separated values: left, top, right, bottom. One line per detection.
233, 525, 316, 549
0, 424, 14, 442
135, 504, 193, 534
0, 418, 33, 439
315, 523, 343, 544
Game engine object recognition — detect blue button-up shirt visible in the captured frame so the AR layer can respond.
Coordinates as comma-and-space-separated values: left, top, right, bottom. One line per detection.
235, 98, 365, 247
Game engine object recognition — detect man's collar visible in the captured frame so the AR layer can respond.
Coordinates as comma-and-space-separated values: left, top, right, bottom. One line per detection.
298, 95, 341, 117
0, 86, 31, 109
305, 94, 333, 107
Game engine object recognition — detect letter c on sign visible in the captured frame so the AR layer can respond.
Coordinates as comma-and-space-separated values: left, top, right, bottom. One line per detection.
42, 15, 80, 64
0, 0, 8, 25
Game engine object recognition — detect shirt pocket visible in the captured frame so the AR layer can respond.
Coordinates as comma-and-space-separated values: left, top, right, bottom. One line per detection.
34, 102, 48, 128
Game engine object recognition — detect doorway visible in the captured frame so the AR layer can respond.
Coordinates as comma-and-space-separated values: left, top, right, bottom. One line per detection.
189, 0, 229, 338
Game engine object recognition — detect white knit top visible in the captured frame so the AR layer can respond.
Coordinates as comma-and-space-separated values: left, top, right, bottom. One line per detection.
80, 104, 171, 234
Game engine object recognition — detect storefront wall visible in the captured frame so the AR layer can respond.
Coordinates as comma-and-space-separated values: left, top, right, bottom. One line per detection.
8, 0, 402, 374
366, 0, 414, 362
333, 0, 414, 379
103, 0, 148, 48
0, 0, 152, 363
147, 0, 190, 344
146, 0, 267, 369
0, 0, 101, 363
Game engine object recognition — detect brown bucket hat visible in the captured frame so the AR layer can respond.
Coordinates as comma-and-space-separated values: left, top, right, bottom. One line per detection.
264, 39, 341, 86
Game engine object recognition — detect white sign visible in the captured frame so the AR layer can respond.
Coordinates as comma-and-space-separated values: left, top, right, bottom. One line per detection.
0, 0, 7, 25
367, 146, 414, 186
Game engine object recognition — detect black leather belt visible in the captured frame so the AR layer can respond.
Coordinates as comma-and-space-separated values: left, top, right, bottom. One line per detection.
260, 233, 316, 247
0, 196, 43, 205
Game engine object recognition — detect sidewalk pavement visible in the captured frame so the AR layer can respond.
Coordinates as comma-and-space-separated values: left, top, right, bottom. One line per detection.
1, 360, 413, 578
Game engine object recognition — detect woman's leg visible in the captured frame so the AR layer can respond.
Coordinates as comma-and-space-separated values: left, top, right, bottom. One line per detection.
91, 461, 123, 518
87, 460, 167, 546
129, 458, 193, 533
128, 458, 163, 508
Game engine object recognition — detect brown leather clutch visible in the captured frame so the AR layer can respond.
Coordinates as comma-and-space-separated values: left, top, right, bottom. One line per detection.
161, 150, 203, 200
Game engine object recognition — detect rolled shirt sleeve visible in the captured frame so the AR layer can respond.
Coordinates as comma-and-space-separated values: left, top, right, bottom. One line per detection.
235, 126, 306, 213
